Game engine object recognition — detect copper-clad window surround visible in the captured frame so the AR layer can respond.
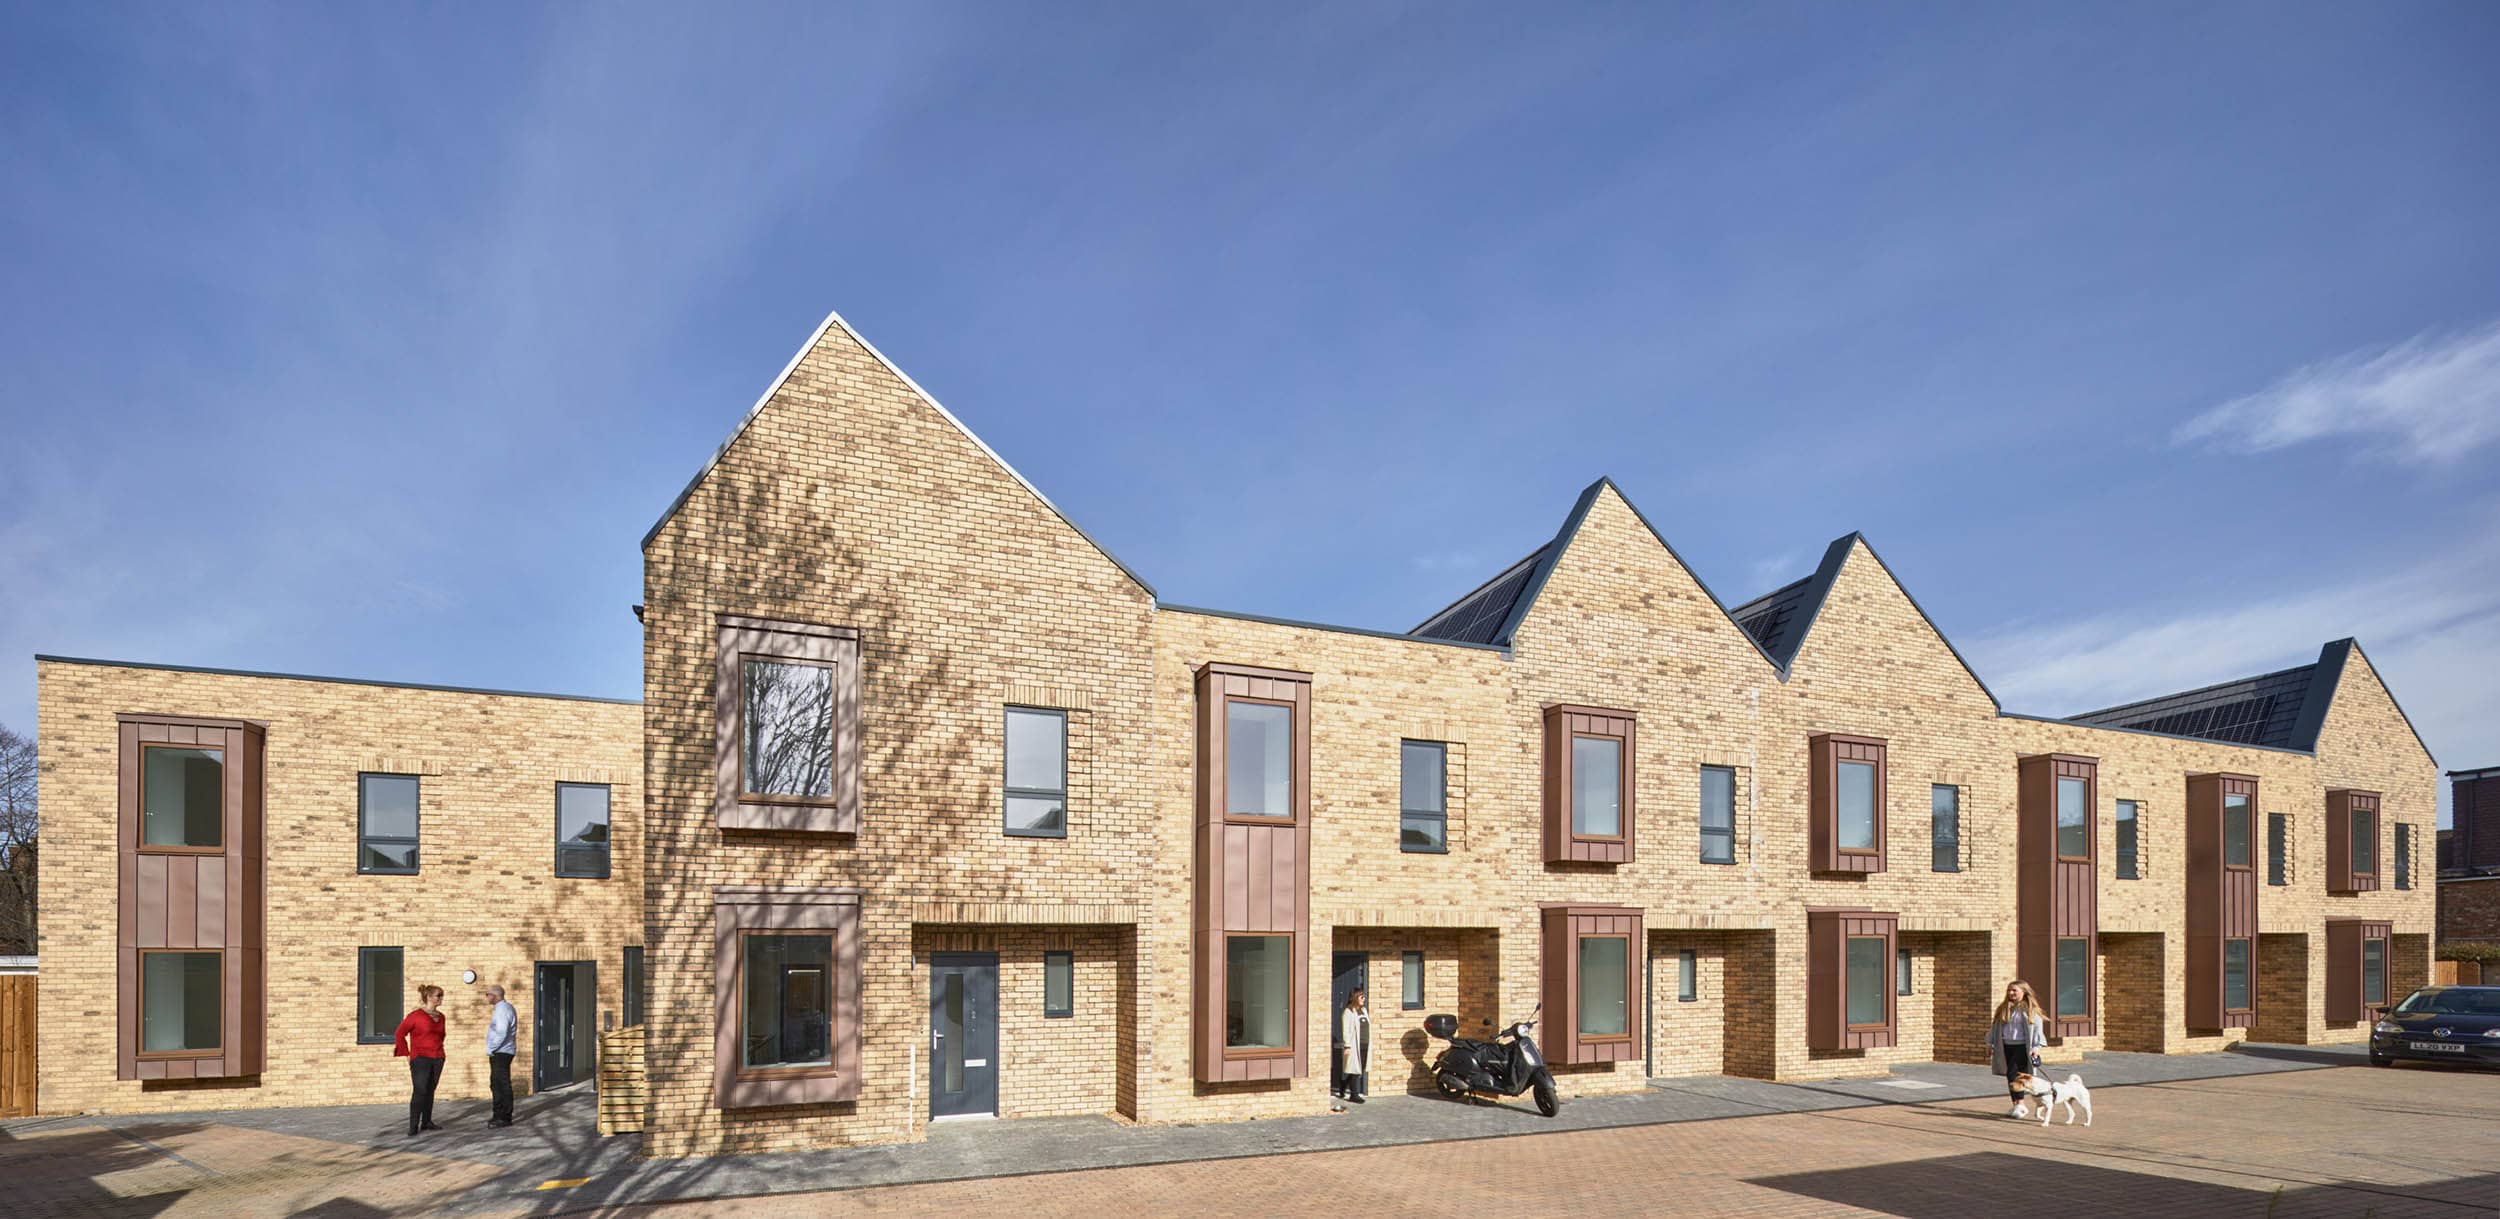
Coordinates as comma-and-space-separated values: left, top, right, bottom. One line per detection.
1539, 904, 1642, 1065
714, 615, 862, 833
1542, 705, 1636, 865
2018, 755, 2098, 1038
1806, 907, 1898, 1050
1192, 663, 1311, 1083
2324, 919, 2393, 1023
1808, 734, 1887, 875
2325, 790, 2381, 894
2185, 774, 2261, 1030
117, 713, 266, 1082
713, 887, 861, 1108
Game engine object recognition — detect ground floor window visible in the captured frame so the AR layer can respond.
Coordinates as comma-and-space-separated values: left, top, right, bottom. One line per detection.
2055, 938, 2089, 1019
2223, 938, 2252, 1012
2362, 937, 2385, 1006
1044, 950, 1074, 1018
1226, 935, 1291, 1050
742, 934, 833, 1069
1578, 935, 1629, 1038
1896, 947, 1914, 996
1401, 950, 1424, 1010
622, 945, 645, 1027
1844, 936, 1885, 1027
1677, 949, 1697, 1001
141, 950, 221, 1054
357, 947, 403, 1043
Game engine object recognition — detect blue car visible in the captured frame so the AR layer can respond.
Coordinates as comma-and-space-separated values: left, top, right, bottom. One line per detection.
2371, 986, 2500, 1068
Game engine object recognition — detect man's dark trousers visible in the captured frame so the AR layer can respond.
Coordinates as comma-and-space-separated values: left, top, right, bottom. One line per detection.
489, 1052, 516, 1124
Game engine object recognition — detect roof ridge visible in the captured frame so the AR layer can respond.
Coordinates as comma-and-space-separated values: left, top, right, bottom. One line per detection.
2067, 656, 2324, 722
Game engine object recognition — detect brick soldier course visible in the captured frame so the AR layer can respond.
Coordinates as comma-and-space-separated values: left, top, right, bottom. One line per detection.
31, 308, 2439, 1157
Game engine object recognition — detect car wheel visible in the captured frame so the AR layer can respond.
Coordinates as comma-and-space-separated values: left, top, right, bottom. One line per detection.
2369, 1051, 2392, 1068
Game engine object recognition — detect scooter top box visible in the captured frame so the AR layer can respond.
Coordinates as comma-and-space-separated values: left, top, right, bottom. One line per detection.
1423, 1013, 1458, 1039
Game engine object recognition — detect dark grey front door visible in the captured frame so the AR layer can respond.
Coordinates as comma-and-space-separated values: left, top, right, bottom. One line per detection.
1330, 951, 1367, 1092
534, 961, 595, 1090
930, 953, 998, 1118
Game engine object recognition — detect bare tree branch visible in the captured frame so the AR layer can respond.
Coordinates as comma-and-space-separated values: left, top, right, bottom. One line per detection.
0, 723, 37, 955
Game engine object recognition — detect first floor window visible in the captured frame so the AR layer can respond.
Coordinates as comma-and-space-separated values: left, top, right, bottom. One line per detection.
357, 947, 403, 1044
1044, 950, 1074, 1018
141, 744, 225, 849
1225, 701, 1293, 819
2115, 800, 2140, 879
2223, 794, 2252, 868
2267, 813, 2287, 886
1837, 760, 1877, 852
2362, 937, 2386, 1006
1700, 766, 1736, 863
2055, 939, 2088, 1018
1677, 949, 1697, 1001
2353, 808, 2377, 877
1225, 935, 1291, 1049
555, 782, 612, 877
1844, 936, 1885, 1026
742, 934, 833, 1069
1572, 737, 1622, 838
622, 946, 645, 1027
141, 951, 221, 1054
1004, 706, 1069, 837
2223, 938, 2252, 1012
358, 773, 421, 874
2055, 776, 2089, 860
1897, 947, 1914, 996
1400, 741, 1448, 852
1401, 950, 1424, 1010
1930, 785, 1960, 872
2395, 824, 2412, 889
1577, 935, 1629, 1037
742, 658, 836, 799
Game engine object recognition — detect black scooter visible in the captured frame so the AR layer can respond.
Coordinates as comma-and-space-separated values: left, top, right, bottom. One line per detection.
1425, 1006, 1561, 1116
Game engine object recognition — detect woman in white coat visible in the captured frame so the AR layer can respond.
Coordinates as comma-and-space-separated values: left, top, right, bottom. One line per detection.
1336, 988, 1372, 1108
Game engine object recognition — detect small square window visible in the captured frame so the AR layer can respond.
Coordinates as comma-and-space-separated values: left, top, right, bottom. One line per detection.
1401, 950, 1424, 1010
1677, 949, 1697, 1002
1044, 950, 1073, 1019
356, 947, 403, 1044
358, 773, 421, 875
1005, 707, 1069, 838
1400, 741, 1448, 853
1700, 766, 1736, 864
555, 782, 611, 878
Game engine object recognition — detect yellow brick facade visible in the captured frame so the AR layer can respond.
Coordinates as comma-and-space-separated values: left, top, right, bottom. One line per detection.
33, 661, 641, 1114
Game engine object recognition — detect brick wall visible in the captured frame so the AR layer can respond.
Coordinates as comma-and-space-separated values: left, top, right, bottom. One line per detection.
911, 925, 1125, 1120
34, 660, 641, 1114
2095, 933, 2165, 1052
2441, 877, 2500, 942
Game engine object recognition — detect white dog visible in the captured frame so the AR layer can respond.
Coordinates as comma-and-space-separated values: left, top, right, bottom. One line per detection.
2013, 1071, 2092, 1126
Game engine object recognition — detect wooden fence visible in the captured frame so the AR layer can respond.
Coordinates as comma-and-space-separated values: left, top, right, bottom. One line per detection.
0, 975, 33, 1118
2434, 960, 2483, 986
596, 1023, 645, 1135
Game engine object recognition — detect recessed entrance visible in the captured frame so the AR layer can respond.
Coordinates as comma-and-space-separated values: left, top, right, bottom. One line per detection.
930, 952, 998, 1118
532, 960, 595, 1091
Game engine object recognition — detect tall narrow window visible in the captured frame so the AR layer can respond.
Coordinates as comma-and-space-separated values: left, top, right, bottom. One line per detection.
2055, 776, 2089, 860
356, 947, 403, 1044
1400, 741, 1448, 853
1844, 936, 1886, 1027
555, 782, 611, 877
1225, 935, 1291, 1048
2222, 793, 2252, 869
140, 744, 224, 849
1572, 737, 1623, 838
1677, 949, 1697, 1002
741, 933, 833, 1068
1700, 766, 1736, 864
140, 950, 221, 1054
1044, 950, 1074, 1019
2394, 824, 2412, 890
2352, 805, 2377, 881
1225, 702, 1293, 820
2115, 800, 2140, 879
1930, 785, 1960, 873
1401, 950, 1424, 1010
1577, 935, 1629, 1037
1837, 760, 1877, 852
2054, 938, 2089, 1018
1004, 706, 1069, 838
1897, 947, 1914, 996
358, 773, 421, 875
623, 945, 645, 1027
2362, 937, 2386, 1007
2222, 938, 2252, 1012
2267, 813, 2287, 885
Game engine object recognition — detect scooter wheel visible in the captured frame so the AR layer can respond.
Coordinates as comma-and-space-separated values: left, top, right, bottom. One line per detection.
1532, 1077, 1561, 1117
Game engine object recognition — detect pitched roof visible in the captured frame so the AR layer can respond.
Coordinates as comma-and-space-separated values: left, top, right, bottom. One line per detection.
2066, 640, 2351, 751
1725, 534, 2003, 708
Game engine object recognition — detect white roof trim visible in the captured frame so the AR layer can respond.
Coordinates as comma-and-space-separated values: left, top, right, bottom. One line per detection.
640, 309, 1157, 598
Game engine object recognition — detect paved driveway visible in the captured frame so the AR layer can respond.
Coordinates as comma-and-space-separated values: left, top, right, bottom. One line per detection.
4, 1048, 2493, 1217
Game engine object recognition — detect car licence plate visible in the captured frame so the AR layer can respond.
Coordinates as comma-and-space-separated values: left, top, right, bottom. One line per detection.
2409, 1042, 2466, 1053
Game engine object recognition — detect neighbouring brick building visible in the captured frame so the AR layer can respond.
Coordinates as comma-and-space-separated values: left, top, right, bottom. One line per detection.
2438, 765, 2500, 945
32, 309, 2441, 1155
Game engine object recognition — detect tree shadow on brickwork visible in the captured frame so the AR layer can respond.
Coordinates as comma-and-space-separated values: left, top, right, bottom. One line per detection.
1750, 1151, 2500, 1217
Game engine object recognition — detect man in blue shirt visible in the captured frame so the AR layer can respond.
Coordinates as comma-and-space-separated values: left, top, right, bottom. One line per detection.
484, 984, 519, 1127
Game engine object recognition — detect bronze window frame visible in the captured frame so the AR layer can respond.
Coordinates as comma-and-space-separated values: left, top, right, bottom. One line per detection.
712, 887, 862, 1108
2351, 806, 2378, 887
714, 616, 861, 833
1539, 904, 1643, 1062
2324, 790, 2381, 894
1807, 908, 1899, 1049
2221, 937, 2254, 1015
1220, 696, 1299, 826
731, 928, 838, 1076
2054, 774, 2092, 863
1542, 706, 1637, 865
135, 948, 224, 1060
135, 742, 227, 855
1809, 734, 1888, 874
1574, 933, 1635, 1043
2221, 792, 2254, 871
1219, 933, 1298, 1058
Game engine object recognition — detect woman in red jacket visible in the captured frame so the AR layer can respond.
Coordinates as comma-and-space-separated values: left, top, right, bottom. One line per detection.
392, 984, 448, 1135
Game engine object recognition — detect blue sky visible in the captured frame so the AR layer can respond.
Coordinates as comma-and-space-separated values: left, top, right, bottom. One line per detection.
5, 5, 2496, 824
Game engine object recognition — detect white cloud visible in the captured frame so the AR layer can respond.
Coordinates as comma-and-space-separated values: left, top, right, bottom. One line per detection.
2173, 319, 2500, 464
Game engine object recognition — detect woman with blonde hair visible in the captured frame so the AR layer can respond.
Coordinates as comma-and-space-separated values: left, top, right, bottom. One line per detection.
392, 983, 449, 1135
1985, 979, 2046, 1118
